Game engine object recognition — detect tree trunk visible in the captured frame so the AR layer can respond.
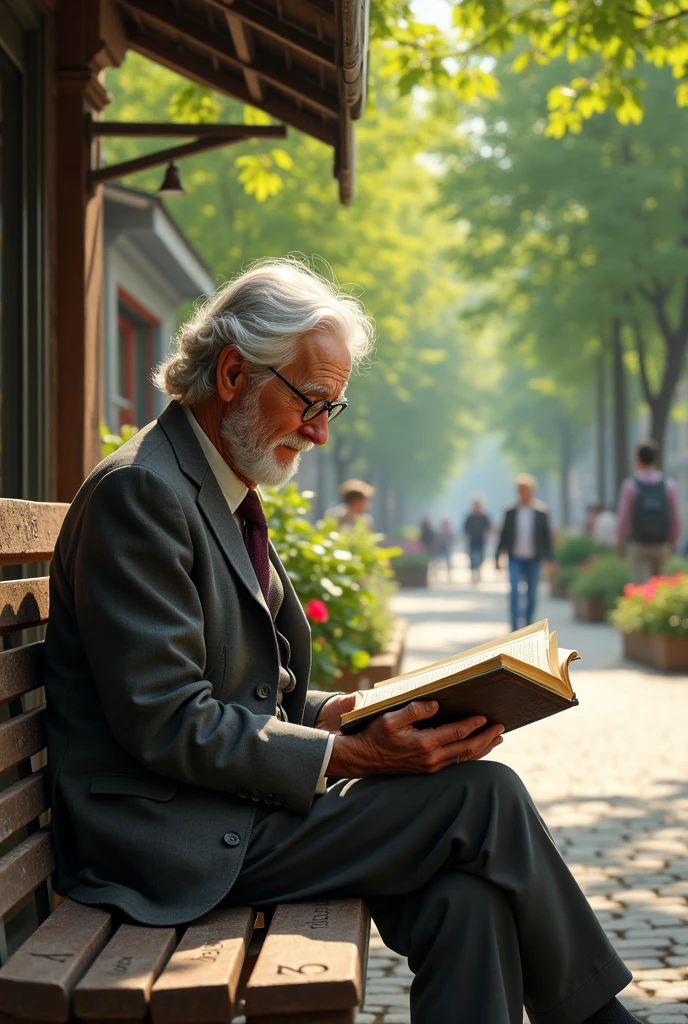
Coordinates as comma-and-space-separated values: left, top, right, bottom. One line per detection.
596, 341, 607, 505
559, 416, 572, 528
611, 318, 629, 499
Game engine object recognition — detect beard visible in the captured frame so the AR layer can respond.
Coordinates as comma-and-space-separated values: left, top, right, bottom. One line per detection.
220, 384, 314, 487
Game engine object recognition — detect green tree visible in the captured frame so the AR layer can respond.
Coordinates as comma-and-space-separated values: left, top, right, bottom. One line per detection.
103, 54, 485, 522
437, 58, 688, 474
371, 0, 688, 135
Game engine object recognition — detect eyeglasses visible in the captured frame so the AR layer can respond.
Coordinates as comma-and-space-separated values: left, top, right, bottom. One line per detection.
269, 367, 348, 422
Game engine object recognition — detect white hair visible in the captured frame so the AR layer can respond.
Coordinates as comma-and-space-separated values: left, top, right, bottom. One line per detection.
154, 257, 374, 405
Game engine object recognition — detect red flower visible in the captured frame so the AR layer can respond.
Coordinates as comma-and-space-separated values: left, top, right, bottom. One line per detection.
306, 599, 329, 623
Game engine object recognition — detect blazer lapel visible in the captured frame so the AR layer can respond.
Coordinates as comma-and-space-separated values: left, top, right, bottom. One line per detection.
159, 400, 271, 617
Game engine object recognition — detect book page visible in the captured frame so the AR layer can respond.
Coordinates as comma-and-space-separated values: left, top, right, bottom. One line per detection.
356, 626, 553, 711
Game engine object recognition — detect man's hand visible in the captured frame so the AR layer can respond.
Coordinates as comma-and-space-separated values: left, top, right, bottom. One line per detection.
314, 692, 364, 734
325, 701, 504, 779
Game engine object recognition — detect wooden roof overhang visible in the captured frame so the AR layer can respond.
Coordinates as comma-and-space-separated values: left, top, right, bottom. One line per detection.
112, 0, 369, 204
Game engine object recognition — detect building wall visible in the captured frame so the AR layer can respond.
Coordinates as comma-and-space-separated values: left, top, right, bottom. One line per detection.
103, 238, 179, 433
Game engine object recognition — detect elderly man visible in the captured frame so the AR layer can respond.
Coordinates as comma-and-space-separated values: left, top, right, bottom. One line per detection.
44, 262, 638, 1024
497, 473, 555, 632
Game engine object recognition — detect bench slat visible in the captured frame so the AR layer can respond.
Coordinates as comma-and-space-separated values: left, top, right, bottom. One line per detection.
0, 499, 68, 566
0, 767, 49, 843
0, 643, 43, 705
0, 826, 55, 918
0, 899, 113, 1022
150, 906, 253, 1024
247, 1012, 355, 1024
0, 704, 46, 775
73, 923, 178, 1020
244, 900, 369, 1018
0, 579, 50, 636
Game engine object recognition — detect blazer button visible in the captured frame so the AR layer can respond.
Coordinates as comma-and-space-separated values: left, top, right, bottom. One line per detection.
237, 788, 249, 800
256, 684, 271, 700
274, 795, 285, 806
250, 791, 261, 802
223, 832, 241, 847
264, 794, 274, 805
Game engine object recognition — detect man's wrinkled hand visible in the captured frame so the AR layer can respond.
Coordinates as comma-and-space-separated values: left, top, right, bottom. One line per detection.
314, 691, 364, 734
326, 701, 505, 779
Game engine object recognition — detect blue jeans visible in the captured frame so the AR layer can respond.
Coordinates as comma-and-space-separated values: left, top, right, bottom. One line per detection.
508, 556, 540, 632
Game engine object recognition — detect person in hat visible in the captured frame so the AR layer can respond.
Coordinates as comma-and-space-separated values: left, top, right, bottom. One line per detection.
327, 478, 375, 530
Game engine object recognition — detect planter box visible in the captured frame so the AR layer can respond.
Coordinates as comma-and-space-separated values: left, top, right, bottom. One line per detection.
573, 595, 607, 622
623, 630, 688, 672
394, 566, 429, 588
549, 578, 569, 599
337, 618, 408, 693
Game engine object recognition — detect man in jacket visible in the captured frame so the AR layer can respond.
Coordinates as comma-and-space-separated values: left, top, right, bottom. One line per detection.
497, 474, 555, 632
44, 262, 638, 1024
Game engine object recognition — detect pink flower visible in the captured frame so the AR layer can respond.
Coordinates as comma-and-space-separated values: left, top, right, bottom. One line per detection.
306, 599, 329, 623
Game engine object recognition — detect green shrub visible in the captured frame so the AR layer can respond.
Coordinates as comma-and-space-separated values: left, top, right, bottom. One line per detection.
665, 555, 688, 575
262, 484, 401, 688
392, 553, 431, 571
569, 555, 629, 611
555, 534, 598, 566
101, 421, 139, 458
554, 563, 579, 588
611, 573, 688, 635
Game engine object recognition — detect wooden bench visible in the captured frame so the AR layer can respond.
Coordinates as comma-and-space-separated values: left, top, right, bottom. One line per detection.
0, 497, 370, 1024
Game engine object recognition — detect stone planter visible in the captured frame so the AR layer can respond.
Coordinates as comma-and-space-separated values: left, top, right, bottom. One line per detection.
336, 618, 408, 692
623, 630, 688, 672
549, 578, 569, 599
394, 565, 429, 588
573, 595, 607, 622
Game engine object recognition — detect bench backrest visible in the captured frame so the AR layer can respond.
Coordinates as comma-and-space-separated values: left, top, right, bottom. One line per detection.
0, 497, 69, 963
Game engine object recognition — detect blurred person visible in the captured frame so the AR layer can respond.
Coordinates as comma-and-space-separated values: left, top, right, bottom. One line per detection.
616, 440, 681, 583
419, 515, 436, 556
585, 502, 603, 536
496, 474, 555, 632
437, 517, 455, 576
327, 478, 375, 530
592, 506, 618, 549
463, 497, 492, 583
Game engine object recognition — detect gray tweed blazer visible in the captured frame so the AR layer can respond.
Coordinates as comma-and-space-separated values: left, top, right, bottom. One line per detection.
43, 400, 331, 926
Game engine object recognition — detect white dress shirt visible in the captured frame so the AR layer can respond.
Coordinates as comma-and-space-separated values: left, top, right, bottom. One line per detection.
183, 407, 334, 793
513, 504, 536, 559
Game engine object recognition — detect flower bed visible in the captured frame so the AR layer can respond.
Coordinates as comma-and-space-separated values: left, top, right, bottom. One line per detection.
611, 573, 688, 671
551, 534, 598, 598
263, 484, 401, 689
389, 540, 430, 588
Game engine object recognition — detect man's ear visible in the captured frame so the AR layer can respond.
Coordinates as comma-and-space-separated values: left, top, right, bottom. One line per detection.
216, 346, 246, 403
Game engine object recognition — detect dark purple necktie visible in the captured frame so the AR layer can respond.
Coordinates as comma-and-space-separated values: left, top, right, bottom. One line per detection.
237, 489, 270, 601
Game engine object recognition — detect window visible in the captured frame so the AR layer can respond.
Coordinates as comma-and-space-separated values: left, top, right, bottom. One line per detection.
115, 289, 159, 430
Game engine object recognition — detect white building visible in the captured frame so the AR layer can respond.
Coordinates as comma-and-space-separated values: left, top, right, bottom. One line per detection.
103, 185, 214, 433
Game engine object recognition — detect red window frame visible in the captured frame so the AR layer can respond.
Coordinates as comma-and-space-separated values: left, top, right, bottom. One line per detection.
116, 288, 160, 430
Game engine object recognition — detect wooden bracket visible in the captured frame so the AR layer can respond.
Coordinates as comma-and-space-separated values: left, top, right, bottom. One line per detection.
86, 118, 287, 191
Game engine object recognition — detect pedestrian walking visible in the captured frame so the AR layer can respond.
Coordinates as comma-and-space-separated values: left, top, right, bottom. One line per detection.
463, 498, 491, 582
436, 517, 455, 577
496, 473, 555, 632
419, 515, 436, 557
616, 439, 681, 583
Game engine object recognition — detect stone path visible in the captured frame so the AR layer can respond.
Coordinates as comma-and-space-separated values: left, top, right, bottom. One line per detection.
357, 556, 688, 1024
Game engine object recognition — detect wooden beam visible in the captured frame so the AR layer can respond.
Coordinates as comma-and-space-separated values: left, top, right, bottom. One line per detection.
91, 122, 286, 137
118, 0, 338, 117
146, 0, 337, 67
91, 134, 253, 185
225, 8, 263, 104
127, 28, 337, 147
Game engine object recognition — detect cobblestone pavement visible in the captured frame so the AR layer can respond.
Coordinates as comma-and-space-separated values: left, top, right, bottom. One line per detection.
357, 557, 688, 1024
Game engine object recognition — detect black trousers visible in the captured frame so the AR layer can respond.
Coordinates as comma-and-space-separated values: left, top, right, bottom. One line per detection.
224, 760, 631, 1024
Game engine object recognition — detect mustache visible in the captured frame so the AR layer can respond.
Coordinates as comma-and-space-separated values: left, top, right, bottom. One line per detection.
276, 432, 314, 453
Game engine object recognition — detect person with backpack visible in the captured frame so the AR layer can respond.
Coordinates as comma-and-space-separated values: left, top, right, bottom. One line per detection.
616, 439, 682, 583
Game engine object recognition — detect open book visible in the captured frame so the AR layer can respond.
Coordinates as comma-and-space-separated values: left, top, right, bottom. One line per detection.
340, 619, 580, 736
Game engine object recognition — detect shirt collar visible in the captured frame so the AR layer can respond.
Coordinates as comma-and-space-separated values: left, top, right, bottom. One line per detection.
183, 406, 248, 514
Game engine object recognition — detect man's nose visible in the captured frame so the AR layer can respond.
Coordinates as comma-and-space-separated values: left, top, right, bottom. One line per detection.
299, 414, 329, 446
